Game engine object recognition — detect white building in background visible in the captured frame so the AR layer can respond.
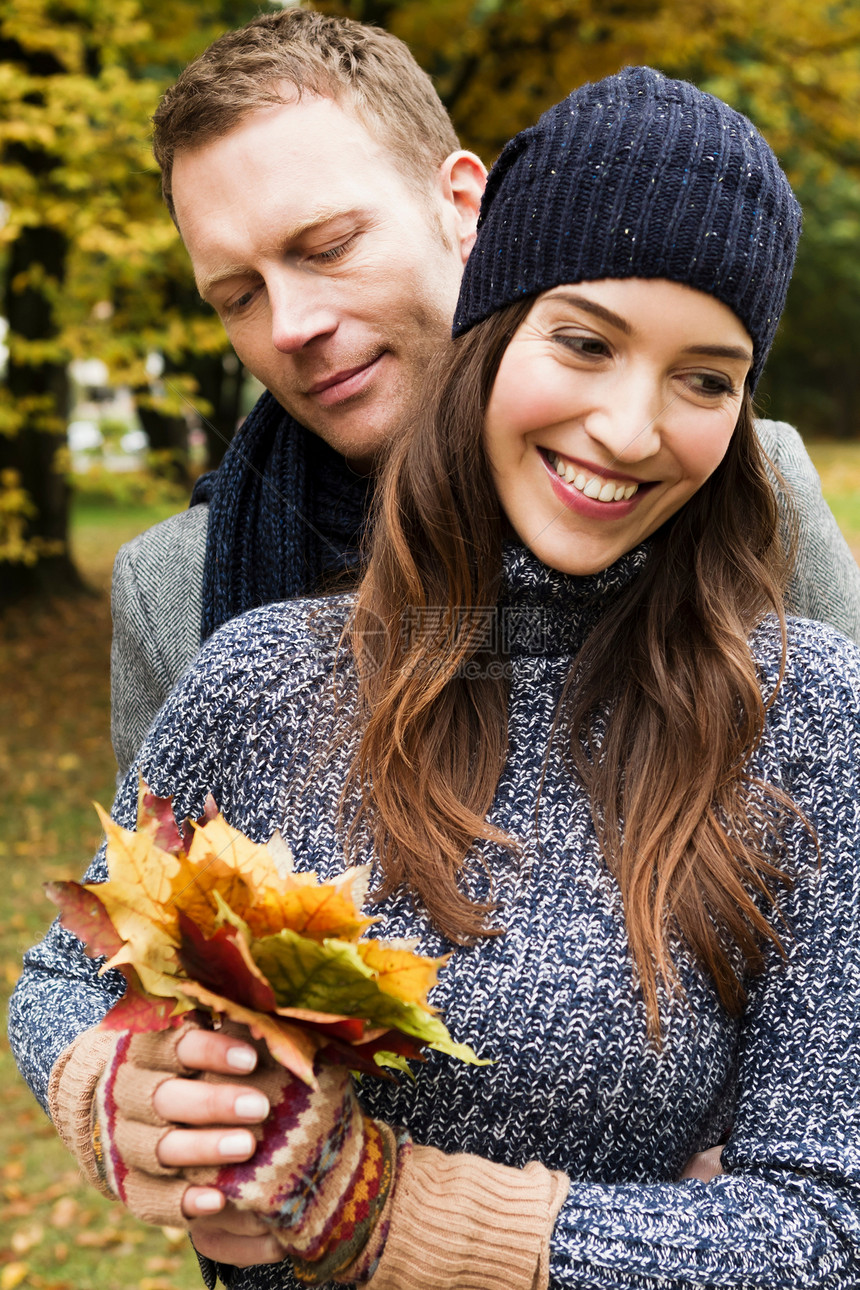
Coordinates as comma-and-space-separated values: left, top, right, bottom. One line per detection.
68, 357, 147, 472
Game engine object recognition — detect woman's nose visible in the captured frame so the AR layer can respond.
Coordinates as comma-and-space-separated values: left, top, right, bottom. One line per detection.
582, 376, 667, 464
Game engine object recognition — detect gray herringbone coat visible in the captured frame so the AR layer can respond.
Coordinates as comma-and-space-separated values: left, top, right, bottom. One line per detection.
110, 419, 860, 778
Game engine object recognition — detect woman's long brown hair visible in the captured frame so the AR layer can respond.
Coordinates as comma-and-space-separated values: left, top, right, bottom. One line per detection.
346, 298, 800, 1036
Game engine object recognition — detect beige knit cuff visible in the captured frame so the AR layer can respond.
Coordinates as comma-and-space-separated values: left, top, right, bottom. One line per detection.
48, 1027, 121, 1197
364, 1144, 569, 1290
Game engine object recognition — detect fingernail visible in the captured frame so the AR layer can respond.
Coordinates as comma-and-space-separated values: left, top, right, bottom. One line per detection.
234, 1092, 269, 1120
219, 1131, 255, 1159
195, 1191, 223, 1212
226, 1046, 257, 1072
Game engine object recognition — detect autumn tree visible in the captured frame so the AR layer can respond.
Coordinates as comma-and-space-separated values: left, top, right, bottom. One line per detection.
0, 0, 262, 606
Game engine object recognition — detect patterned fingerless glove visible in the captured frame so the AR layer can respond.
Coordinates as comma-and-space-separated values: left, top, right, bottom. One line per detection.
49, 1023, 198, 1227
186, 1046, 404, 1285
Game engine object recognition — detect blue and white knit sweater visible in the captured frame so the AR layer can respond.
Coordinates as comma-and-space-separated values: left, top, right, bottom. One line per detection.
10, 543, 860, 1288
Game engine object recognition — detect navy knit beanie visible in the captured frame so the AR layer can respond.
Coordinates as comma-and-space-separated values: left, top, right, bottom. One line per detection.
453, 66, 801, 388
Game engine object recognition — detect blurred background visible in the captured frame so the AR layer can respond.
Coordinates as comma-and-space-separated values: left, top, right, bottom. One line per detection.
1, 0, 859, 1286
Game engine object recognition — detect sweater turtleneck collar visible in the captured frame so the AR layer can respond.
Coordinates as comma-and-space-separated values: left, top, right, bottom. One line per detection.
499, 539, 650, 657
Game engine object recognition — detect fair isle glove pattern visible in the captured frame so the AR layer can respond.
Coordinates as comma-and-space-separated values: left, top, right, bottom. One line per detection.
188, 1052, 402, 1286
50, 1022, 566, 1287
93, 1027, 194, 1224
48, 1022, 195, 1226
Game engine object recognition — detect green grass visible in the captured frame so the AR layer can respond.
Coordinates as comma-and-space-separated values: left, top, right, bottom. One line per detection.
806, 442, 860, 557
1, 446, 859, 1287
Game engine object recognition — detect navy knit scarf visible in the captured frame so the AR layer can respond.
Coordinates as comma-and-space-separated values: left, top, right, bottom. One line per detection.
191, 390, 372, 642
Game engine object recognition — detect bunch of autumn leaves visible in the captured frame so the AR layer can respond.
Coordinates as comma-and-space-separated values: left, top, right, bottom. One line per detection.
48, 783, 482, 1088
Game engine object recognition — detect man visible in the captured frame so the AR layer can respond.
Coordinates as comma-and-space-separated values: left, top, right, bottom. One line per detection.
111, 7, 485, 775
112, 7, 860, 781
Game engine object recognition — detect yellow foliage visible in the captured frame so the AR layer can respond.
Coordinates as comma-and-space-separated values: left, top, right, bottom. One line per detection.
0, 470, 37, 565
322, 0, 860, 173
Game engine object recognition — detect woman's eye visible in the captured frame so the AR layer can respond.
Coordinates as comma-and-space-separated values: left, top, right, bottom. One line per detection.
555, 333, 610, 358
686, 372, 736, 397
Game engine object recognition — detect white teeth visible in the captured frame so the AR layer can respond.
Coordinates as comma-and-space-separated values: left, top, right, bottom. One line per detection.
546, 451, 639, 503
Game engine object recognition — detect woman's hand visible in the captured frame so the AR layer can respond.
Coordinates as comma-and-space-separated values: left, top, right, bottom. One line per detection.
188, 1201, 286, 1266
67, 1020, 395, 1281
89, 1021, 269, 1226
184, 1048, 399, 1284
151, 1026, 269, 1169
149, 1024, 272, 1217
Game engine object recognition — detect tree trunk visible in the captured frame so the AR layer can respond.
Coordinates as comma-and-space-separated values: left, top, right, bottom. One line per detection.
190, 351, 245, 471
136, 395, 191, 488
836, 367, 860, 441
0, 224, 84, 608
0, 36, 83, 608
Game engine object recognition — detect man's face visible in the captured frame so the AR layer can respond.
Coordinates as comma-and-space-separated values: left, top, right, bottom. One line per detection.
172, 94, 476, 469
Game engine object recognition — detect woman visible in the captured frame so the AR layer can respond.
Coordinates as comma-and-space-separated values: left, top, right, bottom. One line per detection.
11, 68, 860, 1288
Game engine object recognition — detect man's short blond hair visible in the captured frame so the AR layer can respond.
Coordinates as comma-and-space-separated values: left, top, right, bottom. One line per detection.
152, 7, 461, 221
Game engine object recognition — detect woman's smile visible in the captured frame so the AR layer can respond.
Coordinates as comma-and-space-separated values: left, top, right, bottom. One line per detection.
484, 278, 752, 576
540, 448, 652, 515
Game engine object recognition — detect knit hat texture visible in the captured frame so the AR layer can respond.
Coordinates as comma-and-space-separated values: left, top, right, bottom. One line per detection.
453, 66, 801, 388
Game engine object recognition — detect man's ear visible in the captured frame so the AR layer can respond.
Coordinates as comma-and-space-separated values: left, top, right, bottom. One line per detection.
437, 151, 487, 263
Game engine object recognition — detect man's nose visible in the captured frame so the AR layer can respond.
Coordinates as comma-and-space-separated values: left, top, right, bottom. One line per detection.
582, 373, 667, 464
268, 273, 338, 353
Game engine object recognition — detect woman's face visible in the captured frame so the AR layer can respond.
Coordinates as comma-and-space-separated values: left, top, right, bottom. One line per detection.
483, 279, 753, 576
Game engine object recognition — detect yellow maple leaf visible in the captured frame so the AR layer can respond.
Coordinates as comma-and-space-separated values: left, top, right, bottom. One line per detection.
188, 815, 283, 888
87, 808, 185, 975
357, 939, 448, 1007
244, 873, 377, 942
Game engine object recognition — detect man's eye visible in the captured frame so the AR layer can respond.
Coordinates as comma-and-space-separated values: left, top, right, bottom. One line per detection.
311, 236, 357, 263
222, 288, 257, 318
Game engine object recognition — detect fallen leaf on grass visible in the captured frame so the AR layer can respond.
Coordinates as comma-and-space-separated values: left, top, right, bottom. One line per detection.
50, 1195, 78, 1227
75, 1226, 126, 1247
0, 1266, 29, 1290
11, 1222, 43, 1253
159, 1225, 188, 1248
144, 1255, 182, 1273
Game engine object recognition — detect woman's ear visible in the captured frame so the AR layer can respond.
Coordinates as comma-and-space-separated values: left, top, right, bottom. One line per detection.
437, 151, 487, 263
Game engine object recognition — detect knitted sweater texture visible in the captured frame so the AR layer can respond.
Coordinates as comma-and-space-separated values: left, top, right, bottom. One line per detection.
10, 544, 860, 1288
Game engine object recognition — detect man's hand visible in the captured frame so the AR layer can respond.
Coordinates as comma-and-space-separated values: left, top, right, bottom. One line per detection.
679, 1145, 725, 1182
